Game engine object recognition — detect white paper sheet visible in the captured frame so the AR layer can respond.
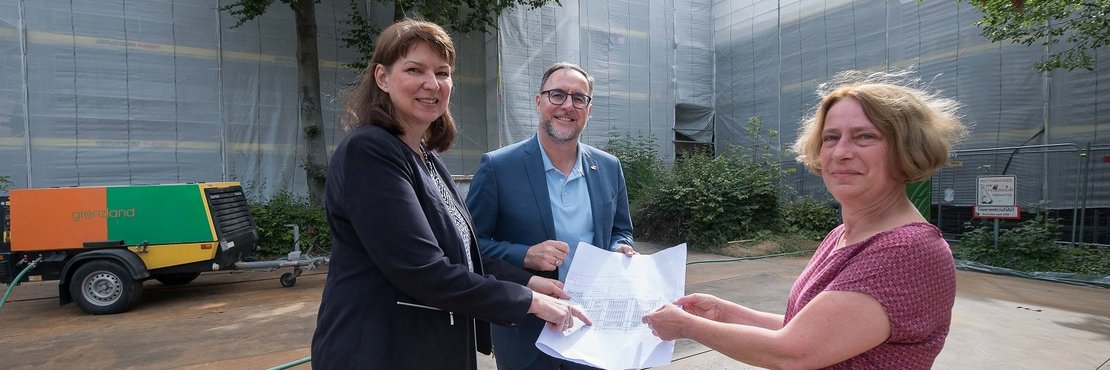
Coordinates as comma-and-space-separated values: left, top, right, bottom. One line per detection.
536, 242, 687, 370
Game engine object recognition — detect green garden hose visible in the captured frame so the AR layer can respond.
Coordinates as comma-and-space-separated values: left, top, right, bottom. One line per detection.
686, 250, 809, 265
0, 257, 43, 313
268, 356, 311, 370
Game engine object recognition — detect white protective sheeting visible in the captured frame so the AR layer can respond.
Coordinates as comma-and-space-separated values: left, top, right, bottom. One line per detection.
0, 0, 498, 197
496, 0, 686, 163
3, 0, 1107, 210
499, 0, 1107, 210
712, 0, 1108, 208
0, 0, 363, 199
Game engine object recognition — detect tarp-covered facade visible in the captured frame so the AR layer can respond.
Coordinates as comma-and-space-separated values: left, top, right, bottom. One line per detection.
2, 0, 1108, 211
707, 0, 1109, 210
499, 0, 1108, 211
1, 0, 364, 198
0, 0, 495, 199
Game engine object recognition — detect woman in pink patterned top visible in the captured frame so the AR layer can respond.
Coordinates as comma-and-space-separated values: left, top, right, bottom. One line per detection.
643, 70, 968, 369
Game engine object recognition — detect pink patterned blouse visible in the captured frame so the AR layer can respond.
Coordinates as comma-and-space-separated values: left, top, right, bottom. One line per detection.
785, 222, 956, 369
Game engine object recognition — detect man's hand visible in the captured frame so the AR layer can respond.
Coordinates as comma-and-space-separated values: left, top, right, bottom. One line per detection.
615, 243, 638, 256
523, 240, 570, 271
527, 276, 569, 299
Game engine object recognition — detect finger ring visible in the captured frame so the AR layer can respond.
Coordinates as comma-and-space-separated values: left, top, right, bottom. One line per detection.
555, 259, 561, 265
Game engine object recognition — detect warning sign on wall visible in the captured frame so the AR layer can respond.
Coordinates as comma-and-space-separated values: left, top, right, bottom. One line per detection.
974, 176, 1019, 219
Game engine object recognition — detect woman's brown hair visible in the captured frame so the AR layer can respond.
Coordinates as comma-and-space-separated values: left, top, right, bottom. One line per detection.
343, 19, 457, 152
793, 70, 969, 182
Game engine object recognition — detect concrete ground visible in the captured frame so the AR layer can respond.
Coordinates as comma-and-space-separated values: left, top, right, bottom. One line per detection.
0, 242, 1107, 369
648, 244, 1110, 370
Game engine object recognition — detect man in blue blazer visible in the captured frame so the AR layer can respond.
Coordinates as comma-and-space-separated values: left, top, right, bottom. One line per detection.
466, 62, 636, 370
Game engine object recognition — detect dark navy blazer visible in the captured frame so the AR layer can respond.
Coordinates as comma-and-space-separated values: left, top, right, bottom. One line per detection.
312, 125, 535, 369
465, 135, 634, 369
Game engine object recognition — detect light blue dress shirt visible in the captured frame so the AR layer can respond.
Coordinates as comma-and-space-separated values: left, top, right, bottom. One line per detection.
538, 143, 595, 282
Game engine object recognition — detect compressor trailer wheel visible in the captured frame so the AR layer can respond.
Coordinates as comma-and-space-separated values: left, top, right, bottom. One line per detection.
69, 260, 143, 315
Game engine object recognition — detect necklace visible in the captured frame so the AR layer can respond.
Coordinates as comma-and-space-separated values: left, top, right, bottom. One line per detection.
418, 139, 433, 170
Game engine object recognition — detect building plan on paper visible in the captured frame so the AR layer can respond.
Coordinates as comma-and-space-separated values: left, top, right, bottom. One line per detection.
536, 242, 687, 370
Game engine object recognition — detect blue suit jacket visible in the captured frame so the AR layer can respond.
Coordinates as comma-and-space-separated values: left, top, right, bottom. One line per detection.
465, 135, 634, 369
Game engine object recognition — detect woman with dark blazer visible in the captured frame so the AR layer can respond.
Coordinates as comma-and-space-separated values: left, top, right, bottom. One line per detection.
311, 19, 590, 369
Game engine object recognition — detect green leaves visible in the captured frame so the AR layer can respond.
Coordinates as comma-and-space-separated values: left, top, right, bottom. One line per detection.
961, 0, 1110, 71
389, 0, 559, 34
606, 129, 663, 206
219, 0, 280, 29
953, 204, 1109, 274
223, 0, 562, 70
342, 0, 380, 70
624, 145, 783, 250
608, 117, 841, 251
359, 0, 562, 69
249, 191, 331, 256
780, 196, 840, 240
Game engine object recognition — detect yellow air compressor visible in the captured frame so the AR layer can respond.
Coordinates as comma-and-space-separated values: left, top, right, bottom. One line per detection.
0, 182, 259, 314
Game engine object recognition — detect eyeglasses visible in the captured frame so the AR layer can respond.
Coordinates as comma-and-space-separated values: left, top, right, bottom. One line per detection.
541, 89, 592, 109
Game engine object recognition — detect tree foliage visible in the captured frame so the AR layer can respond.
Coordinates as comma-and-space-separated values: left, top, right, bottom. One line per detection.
220, 0, 560, 205
393, 0, 554, 32
223, 0, 560, 70
343, 0, 558, 68
342, 0, 380, 70
961, 0, 1110, 71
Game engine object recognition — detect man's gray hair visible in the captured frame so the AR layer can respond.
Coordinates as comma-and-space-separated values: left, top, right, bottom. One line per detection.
539, 62, 595, 95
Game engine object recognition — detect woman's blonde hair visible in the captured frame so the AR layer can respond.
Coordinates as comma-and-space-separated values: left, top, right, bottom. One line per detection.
792, 70, 969, 182
343, 19, 457, 152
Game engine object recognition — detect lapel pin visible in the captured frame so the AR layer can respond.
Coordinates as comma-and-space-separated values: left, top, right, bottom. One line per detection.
590, 165, 598, 171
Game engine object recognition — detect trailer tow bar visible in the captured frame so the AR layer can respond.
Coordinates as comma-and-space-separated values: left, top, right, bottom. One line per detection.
231, 224, 329, 287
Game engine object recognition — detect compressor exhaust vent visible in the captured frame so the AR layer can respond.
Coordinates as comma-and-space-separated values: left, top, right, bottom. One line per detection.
204, 186, 255, 240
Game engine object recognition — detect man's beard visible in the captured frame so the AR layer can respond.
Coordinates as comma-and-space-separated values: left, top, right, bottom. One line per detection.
541, 118, 582, 144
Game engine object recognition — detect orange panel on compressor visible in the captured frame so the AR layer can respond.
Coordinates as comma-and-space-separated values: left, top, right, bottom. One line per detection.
9, 187, 109, 251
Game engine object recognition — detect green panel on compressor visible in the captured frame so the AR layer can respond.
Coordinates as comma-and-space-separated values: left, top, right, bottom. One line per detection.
105, 184, 214, 245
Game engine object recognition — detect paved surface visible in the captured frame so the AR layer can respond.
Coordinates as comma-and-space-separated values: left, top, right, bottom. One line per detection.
1, 243, 1108, 369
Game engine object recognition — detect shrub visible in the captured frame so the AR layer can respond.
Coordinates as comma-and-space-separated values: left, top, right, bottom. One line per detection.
952, 206, 1075, 272
1056, 245, 1110, 275
635, 150, 782, 250
779, 196, 840, 240
249, 191, 330, 256
606, 129, 664, 206
953, 222, 997, 262
0, 176, 12, 192
615, 117, 793, 251
953, 216, 1110, 275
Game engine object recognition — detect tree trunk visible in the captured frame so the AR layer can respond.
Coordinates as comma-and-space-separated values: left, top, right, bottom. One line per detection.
292, 0, 327, 208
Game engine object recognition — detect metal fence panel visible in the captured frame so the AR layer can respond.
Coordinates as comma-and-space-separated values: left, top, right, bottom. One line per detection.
931, 144, 1108, 245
